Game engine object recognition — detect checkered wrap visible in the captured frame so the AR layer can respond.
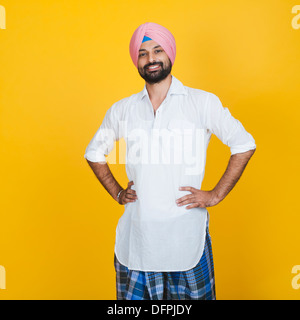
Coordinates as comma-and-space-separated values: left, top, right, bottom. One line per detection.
114, 219, 215, 300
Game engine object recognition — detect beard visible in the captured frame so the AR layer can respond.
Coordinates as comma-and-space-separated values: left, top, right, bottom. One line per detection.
138, 58, 172, 84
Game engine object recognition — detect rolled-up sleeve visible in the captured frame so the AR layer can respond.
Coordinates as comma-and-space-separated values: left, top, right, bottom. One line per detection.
205, 93, 256, 155
84, 102, 121, 163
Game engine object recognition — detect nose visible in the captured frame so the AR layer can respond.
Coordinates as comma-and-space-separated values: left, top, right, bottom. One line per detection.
148, 51, 155, 63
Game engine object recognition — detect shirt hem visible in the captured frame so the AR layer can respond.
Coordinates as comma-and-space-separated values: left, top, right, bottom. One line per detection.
114, 230, 207, 272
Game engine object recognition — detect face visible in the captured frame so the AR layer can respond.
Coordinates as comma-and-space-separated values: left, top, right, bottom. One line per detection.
137, 40, 172, 84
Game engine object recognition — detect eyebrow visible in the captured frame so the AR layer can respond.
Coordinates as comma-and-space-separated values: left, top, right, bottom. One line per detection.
139, 45, 162, 52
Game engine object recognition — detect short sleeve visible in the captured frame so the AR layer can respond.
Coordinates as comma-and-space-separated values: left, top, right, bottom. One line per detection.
205, 93, 256, 155
84, 102, 122, 163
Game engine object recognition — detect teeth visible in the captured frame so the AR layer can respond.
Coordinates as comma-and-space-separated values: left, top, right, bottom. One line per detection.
149, 65, 159, 69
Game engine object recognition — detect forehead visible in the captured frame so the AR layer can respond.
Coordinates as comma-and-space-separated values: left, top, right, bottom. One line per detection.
139, 39, 161, 51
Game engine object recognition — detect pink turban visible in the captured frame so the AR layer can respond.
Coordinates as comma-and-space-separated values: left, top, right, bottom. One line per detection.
129, 22, 176, 68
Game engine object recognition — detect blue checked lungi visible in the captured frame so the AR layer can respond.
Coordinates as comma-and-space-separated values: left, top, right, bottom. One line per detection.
114, 217, 216, 300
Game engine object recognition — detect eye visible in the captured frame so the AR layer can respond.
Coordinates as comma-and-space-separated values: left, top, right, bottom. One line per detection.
139, 52, 147, 57
155, 49, 162, 53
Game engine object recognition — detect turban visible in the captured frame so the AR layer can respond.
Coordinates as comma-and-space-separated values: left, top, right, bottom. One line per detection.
129, 22, 176, 68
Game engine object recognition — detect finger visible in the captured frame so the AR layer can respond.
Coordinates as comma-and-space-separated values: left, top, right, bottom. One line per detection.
177, 198, 195, 207
125, 190, 137, 198
121, 188, 137, 203
125, 192, 138, 200
179, 186, 196, 192
124, 199, 136, 203
126, 189, 137, 195
176, 195, 194, 205
186, 203, 199, 210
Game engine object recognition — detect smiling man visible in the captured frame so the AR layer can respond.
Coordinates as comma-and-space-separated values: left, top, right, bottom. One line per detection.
84, 22, 256, 300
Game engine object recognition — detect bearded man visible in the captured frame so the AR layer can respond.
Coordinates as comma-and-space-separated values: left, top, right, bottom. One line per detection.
84, 22, 256, 300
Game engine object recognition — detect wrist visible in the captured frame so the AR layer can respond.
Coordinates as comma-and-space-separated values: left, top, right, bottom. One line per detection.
116, 189, 125, 204
211, 189, 222, 204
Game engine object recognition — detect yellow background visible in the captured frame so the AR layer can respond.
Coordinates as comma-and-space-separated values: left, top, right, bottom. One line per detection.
0, 0, 299, 300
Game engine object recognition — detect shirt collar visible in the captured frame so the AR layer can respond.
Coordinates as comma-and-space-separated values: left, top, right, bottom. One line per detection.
140, 75, 187, 100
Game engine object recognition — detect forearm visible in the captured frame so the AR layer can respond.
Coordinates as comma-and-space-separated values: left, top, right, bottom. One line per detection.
86, 160, 123, 202
212, 149, 256, 202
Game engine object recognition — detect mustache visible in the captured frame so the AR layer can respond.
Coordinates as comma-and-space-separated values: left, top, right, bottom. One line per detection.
144, 62, 163, 70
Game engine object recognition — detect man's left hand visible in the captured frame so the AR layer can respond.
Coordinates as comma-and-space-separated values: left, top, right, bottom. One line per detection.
176, 187, 220, 209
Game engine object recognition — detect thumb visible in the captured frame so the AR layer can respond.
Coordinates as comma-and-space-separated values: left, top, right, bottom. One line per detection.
127, 181, 134, 188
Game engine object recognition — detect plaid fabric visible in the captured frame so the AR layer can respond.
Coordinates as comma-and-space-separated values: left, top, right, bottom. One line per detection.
114, 219, 216, 300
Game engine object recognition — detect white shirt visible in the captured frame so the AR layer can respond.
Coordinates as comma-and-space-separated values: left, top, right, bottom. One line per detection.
84, 75, 256, 271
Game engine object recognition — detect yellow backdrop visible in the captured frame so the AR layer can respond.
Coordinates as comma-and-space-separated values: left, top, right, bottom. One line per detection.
0, 0, 299, 300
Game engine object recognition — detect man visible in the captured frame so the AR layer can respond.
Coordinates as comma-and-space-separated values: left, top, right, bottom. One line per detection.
84, 22, 256, 300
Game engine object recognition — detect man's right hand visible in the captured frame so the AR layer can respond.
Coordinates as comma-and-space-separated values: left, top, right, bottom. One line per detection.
118, 181, 138, 205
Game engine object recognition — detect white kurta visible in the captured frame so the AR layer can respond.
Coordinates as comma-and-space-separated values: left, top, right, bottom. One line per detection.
84, 75, 256, 271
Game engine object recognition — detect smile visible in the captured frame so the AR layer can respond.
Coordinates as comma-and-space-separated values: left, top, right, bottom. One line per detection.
147, 64, 161, 71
